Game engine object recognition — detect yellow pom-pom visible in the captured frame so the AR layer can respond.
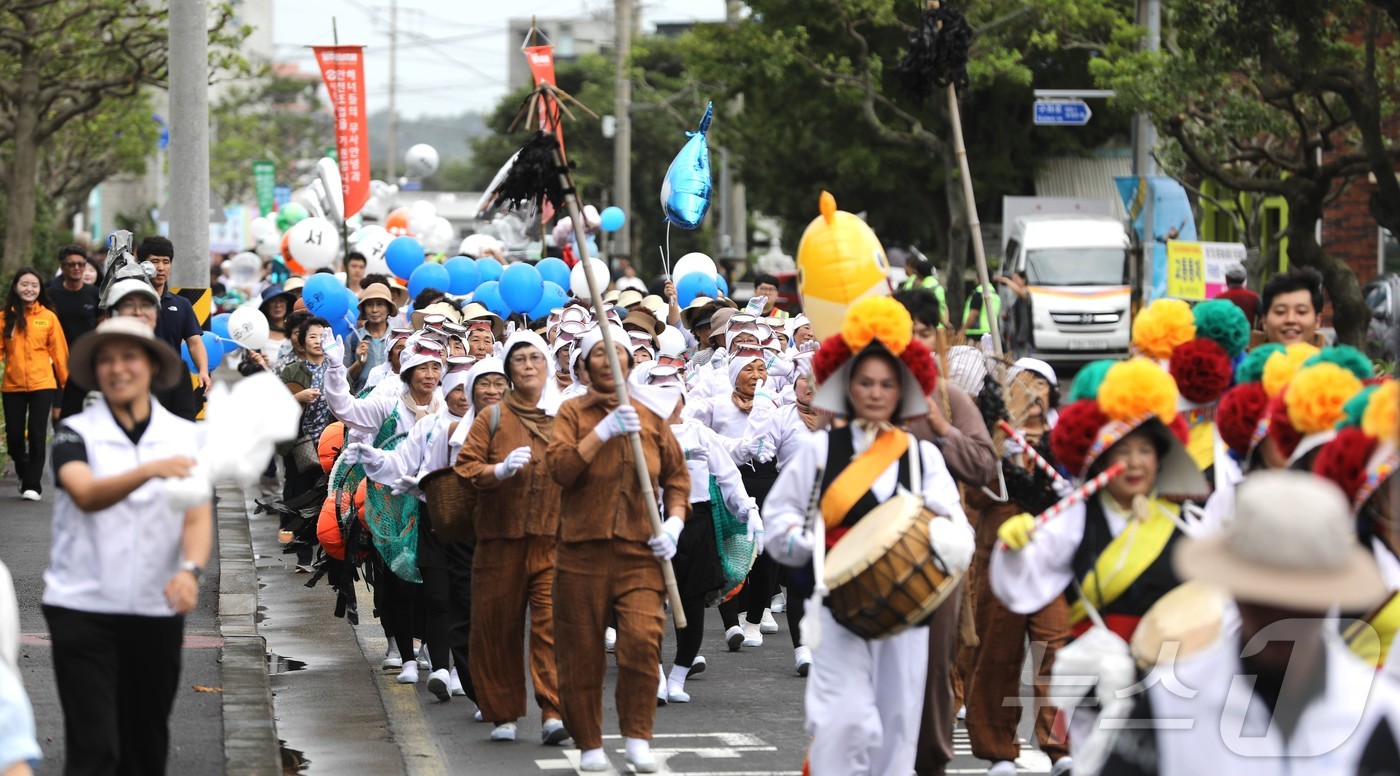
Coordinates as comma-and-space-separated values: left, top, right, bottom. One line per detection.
1098, 358, 1179, 424
1132, 299, 1197, 360
1262, 342, 1321, 398
841, 296, 913, 356
1285, 363, 1364, 435
1362, 380, 1399, 445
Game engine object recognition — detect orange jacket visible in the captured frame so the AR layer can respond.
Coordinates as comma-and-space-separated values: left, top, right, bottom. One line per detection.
1, 303, 69, 392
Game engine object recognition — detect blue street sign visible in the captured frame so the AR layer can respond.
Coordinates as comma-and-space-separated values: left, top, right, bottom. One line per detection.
153, 114, 169, 150
1033, 99, 1093, 126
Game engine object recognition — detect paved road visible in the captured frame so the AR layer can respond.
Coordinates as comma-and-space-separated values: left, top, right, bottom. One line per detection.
0, 475, 225, 776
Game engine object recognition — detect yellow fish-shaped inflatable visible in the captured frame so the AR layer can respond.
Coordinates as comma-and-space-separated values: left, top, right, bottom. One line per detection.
796, 191, 892, 341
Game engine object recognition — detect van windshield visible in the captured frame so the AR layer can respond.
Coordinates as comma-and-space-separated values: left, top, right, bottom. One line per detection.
1026, 248, 1127, 286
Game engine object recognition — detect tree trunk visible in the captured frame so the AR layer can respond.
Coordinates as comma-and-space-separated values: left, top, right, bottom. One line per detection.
2, 61, 42, 278
942, 144, 968, 328
1287, 192, 1370, 347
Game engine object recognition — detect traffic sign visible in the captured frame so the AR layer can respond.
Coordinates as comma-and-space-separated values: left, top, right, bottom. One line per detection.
1034, 99, 1093, 126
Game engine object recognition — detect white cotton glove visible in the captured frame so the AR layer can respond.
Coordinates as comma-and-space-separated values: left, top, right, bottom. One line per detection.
648, 516, 684, 560
1050, 625, 1137, 709
751, 379, 777, 414
766, 514, 815, 568
764, 354, 793, 378
745, 296, 767, 315
928, 517, 973, 575
344, 442, 383, 468
493, 446, 532, 480
321, 334, 345, 365
741, 436, 774, 464
390, 473, 424, 497
1003, 438, 1025, 457
684, 444, 708, 464
798, 340, 820, 353
595, 405, 641, 443
1051, 477, 1074, 498
745, 508, 765, 555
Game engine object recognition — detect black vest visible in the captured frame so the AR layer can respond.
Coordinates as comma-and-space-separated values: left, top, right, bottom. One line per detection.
1064, 497, 1183, 619
819, 426, 913, 530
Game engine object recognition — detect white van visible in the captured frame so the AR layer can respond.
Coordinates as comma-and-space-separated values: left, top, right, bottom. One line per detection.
1003, 215, 1132, 363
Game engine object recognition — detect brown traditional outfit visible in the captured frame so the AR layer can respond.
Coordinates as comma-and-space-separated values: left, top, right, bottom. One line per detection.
455, 390, 563, 726
546, 390, 690, 751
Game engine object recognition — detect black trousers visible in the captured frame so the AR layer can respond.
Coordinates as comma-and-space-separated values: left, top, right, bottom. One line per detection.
43, 605, 184, 776
4, 389, 54, 493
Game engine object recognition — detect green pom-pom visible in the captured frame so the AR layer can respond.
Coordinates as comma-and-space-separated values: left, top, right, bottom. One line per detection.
1068, 360, 1115, 402
1338, 384, 1378, 429
1236, 343, 1285, 384
1192, 300, 1251, 359
1304, 345, 1373, 381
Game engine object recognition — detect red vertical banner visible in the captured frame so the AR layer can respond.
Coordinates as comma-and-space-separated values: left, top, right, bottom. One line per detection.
523, 44, 562, 139
313, 46, 371, 218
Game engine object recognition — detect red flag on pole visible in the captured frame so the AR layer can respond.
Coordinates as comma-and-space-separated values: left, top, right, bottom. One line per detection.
312, 46, 371, 218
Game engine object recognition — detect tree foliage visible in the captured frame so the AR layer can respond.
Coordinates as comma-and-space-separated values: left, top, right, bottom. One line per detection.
210, 71, 331, 205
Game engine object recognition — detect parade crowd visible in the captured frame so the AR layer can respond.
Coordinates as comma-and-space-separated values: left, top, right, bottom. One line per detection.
2, 201, 1400, 776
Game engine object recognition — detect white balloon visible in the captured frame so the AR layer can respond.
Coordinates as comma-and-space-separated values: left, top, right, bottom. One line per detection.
404, 144, 440, 178
423, 216, 455, 255
407, 200, 437, 239
228, 305, 271, 350
295, 187, 325, 220
287, 216, 341, 271
249, 217, 277, 241
461, 233, 503, 258
254, 229, 281, 258
316, 157, 345, 224
229, 252, 261, 285
569, 258, 611, 299
354, 231, 393, 275
350, 224, 388, 245
672, 252, 718, 281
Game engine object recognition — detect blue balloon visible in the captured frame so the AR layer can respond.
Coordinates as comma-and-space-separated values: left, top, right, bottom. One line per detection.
716, 274, 729, 297
385, 236, 426, 280
444, 256, 481, 295
330, 313, 354, 337
473, 280, 510, 318
180, 342, 197, 373
600, 206, 626, 233
200, 331, 225, 366
302, 274, 347, 320
476, 257, 503, 283
661, 102, 714, 230
529, 281, 569, 321
211, 313, 232, 341
535, 257, 570, 288
676, 272, 718, 307
499, 262, 544, 314
408, 262, 451, 299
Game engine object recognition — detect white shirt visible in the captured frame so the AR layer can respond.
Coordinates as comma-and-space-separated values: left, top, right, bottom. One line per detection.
325, 360, 442, 444
670, 420, 756, 516
745, 403, 818, 471
43, 399, 198, 617
359, 409, 463, 502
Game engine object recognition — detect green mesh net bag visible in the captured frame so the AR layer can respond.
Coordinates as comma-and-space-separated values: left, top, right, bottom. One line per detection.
361, 416, 422, 583
707, 476, 756, 606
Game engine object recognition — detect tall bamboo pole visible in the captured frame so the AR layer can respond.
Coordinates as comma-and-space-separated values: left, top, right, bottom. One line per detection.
946, 83, 1003, 358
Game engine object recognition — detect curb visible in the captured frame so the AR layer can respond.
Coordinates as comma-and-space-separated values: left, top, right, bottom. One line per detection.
216, 485, 282, 775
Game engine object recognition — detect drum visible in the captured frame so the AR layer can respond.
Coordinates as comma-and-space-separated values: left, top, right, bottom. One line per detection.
823, 492, 964, 640
419, 466, 476, 543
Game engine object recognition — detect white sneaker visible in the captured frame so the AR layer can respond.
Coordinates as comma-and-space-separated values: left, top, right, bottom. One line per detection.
759, 609, 779, 634
794, 646, 812, 677
771, 591, 786, 613
987, 761, 1017, 775
427, 668, 451, 701
725, 625, 745, 652
689, 655, 706, 676
579, 748, 608, 772
396, 662, 419, 684
666, 682, 691, 703
604, 626, 617, 653
19, 490, 39, 502
742, 621, 763, 647
1051, 756, 1074, 776
416, 645, 431, 670
957, 705, 967, 721
448, 667, 465, 697
490, 722, 517, 742
541, 717, 570, 745
382, 643, 403, 670
473, 709, 484, 723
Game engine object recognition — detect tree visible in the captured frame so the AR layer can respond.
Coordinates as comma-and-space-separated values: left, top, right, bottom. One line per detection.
40, 91, 158, 223
0, 0, 248, 275
1091, 0, 1400, 345
209, 70, 331, 205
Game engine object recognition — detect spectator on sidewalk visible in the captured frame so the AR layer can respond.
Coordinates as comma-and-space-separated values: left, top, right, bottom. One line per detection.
47, 245, 100, 345
1213, 263, 1260, 328
43, 316, 210, 776
1, 267, 69, 502
0, 559, 40, 776
139, 236, 210, 393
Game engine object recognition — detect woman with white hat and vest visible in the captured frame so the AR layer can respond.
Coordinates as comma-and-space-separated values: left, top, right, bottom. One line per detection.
43, 316, 210, 775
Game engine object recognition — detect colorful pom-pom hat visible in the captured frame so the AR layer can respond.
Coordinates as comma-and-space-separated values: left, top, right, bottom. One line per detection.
1050, 357, 1208, 499
1281, 346, 1370, 467
1312, 380, 1399, 516
811, 296, 937, 419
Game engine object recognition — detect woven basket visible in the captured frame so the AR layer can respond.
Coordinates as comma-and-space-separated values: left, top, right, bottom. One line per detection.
420, 467, 476, 543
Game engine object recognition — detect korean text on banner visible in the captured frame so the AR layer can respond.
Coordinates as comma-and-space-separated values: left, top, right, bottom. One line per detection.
312, 46, 370, 218
522, 45, 563, 140
253, 161, 276, 217
1166, 241, 1247, 301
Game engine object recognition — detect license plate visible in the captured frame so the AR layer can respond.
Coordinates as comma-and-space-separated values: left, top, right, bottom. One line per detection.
1066, 339, 1109, 351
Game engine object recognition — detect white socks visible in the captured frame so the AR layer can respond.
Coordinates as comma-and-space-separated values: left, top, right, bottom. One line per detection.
624, 737, 652, 761
667, 664, 690, 694
579, 748, 607, 771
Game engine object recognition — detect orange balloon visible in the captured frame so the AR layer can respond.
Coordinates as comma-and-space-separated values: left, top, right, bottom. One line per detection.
318, 422, 345, 473
385, 208, 412, 237
280, 232, 291, 263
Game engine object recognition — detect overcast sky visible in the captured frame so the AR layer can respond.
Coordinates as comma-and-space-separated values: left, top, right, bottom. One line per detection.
273, 0, 728, 119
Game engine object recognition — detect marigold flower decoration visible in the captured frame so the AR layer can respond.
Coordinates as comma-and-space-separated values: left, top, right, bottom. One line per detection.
1261, 342, 1321, 399
1312, 426, 1378, 508
1098, 358, 1179, 425
1131, 298, 1196, 360
1285, 362, 1364, 435
1050, 399, 1110, 478
840, 296, 912, 356
1236, 343, 1284, 385
1362, 380, 1399, 445
1217, 382, 1269, 457
1169, 337, 1233, 404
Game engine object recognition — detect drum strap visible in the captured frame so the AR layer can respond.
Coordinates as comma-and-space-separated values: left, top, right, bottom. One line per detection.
1342, 591, 1400, 667
819, 429, 910, 530
1069, 500, 1178, 626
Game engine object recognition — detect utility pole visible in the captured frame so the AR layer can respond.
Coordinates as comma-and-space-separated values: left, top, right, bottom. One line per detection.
168, 0, 210, 296
1131, 0, 1160, 177
387, 0, 399, 182
612, 0, 633, 260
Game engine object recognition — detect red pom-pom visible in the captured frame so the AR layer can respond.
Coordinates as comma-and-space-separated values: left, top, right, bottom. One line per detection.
1169, 338, 1233, 404
1266, 394, 1302, 459
812, 335, 851, 387
901, 339, 938, 397
1217, 382, 1269, 457
1168, 414, 1190, 445
1312, 427, 1377, 505
1051, 400, 1110, 477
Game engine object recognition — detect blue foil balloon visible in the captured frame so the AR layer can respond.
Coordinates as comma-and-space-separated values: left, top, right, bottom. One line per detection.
660, 102, 714, 230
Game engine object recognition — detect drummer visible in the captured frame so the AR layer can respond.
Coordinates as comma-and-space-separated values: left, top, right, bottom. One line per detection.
764, 297, 973, 776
